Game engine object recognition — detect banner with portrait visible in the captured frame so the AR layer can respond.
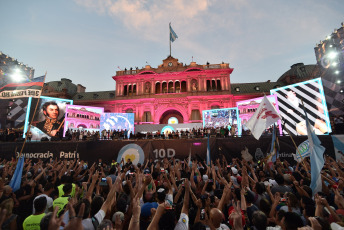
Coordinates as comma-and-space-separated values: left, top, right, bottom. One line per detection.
23, 96, 73, 141
270, 78, 332, 136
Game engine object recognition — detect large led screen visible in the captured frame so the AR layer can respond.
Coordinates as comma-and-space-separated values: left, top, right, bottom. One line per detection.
202, 108, 240, 135
63, 105, 104, 136
236, 95, 282, 136
100, 113, 135, 138
270, 78, 331, 136
23, 96, 73, 141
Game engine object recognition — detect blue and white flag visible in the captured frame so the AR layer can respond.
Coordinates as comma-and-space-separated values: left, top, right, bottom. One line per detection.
207, 135, 211, 166
169, 23, 178, 42
302, 105, 325, 195
9, 156, 25, 192
188, 148, 192, 167
269, 124, 280, 163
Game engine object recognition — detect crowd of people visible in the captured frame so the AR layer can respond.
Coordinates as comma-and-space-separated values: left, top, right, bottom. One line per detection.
1, 112, 343, 143
0, 152, 344, 230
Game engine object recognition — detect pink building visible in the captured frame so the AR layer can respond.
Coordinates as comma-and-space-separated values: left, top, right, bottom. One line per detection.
69, 56, 282, 126
66, 107, 101, 129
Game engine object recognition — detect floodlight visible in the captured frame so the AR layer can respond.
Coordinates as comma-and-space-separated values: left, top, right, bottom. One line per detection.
335, 70, 340, 74
328, 52, 337, 59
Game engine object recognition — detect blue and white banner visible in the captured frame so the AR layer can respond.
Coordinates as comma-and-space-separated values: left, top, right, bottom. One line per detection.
293, 140, 311, 162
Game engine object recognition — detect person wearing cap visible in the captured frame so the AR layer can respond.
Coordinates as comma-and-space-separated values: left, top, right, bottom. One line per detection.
230, 167, 241, 187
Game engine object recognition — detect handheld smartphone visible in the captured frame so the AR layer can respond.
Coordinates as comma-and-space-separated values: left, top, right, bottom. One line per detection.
165, 200, 173, 210
101, 178, 106, 182
200, 208, 205, 220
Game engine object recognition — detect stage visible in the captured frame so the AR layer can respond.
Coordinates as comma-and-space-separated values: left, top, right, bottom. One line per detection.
0, 135, 337, 164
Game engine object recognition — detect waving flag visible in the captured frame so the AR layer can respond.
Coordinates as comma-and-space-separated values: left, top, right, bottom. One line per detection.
169, 23, 178, 42
188, 148, 192, 167
293, 140, 311, 163
0, 75, 44, 99
207, 135, 211, 166
9, 156, 25, 192
267, 124, 280, 166
302, 104, 325, 195
246, 95, 281, 140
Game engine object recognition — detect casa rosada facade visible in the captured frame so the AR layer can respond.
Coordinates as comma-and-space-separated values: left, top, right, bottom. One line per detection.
49, 56, 280, 125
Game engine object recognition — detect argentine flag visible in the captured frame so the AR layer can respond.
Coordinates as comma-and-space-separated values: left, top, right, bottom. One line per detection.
9, 156, 25, 192
169, 23, 178, 42
302, 104, 325, 195
207, 135, 211, 166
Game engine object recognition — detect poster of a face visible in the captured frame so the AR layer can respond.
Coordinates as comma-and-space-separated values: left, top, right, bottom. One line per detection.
202, 108, 240, 134
270, 78, 332, 136
236, 95, 282, 136
23, 96, 73, 141
63, 105, 104, 136
100, 113, 135, 136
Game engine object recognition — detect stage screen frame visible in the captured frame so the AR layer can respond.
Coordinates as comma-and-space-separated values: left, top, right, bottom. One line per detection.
63, 105, 104, 136
270, 78, 331, 136
100, 113, 135, 138
202, 107, 240, 135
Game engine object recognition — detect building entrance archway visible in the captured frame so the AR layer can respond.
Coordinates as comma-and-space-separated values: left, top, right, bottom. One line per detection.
159, 110, 184, 124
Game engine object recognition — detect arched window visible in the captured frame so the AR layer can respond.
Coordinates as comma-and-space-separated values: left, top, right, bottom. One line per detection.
211, 105, 220, 110
126, 108, 134, 113
206, 80, 211, 91
175, 81, 181, 93
123, 85, 128, 96
155, 82, 161, 94
168, 81, 173, 93
181, 81, 187, 92
212, 80, 216, 91
162, 82, 167, 93
216, 80, 221, 91
133, 84, 137, 94
128, 85, 132, 95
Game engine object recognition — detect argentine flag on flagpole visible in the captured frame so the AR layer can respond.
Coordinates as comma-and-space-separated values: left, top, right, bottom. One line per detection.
302, 104, 325, 195
169, 23, 178, 42
207, 135, 211, 166
9, 156, 25, 192
188, 148, 192, 167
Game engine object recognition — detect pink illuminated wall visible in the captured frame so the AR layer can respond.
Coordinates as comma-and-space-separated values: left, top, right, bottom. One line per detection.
64, 105, 104, 135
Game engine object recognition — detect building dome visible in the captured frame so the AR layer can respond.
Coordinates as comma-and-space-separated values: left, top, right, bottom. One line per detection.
277, 63, 319, 84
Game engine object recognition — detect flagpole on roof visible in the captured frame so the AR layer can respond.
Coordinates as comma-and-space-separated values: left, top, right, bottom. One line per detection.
18, 72, 47, 157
